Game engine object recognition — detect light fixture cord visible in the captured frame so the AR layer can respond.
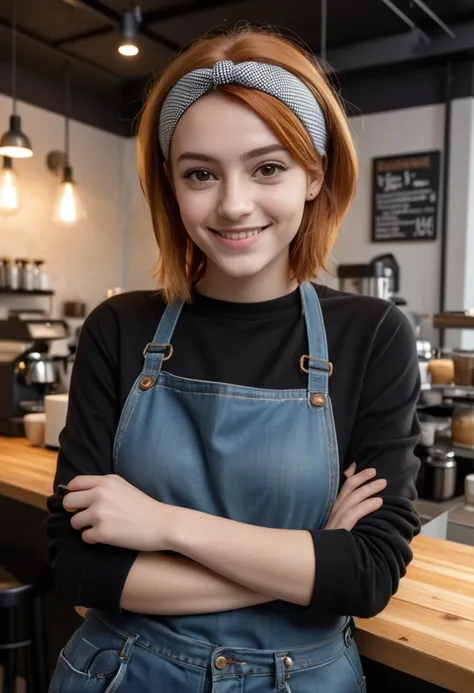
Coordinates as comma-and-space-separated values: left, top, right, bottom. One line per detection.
64, 61, 71, 166
320, 0, 327, 63
11, 0, 17, 114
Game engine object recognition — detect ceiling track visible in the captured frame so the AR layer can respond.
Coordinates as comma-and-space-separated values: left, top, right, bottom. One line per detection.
380, 0, 431, 42
0, 17, 122, 81
411, 0, 456, 39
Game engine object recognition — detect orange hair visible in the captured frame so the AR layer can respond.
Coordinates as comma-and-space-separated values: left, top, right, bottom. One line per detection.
137, 26, 358, 302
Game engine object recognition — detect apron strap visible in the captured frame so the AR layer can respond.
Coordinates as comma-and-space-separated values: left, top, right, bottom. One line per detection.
299, 283, 332, 395
141, 298, 184, 378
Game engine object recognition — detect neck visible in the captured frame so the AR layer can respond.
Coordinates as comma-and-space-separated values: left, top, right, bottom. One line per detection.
197, 253, 297, 303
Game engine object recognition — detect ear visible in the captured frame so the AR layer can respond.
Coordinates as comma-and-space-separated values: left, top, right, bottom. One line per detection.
305, 155, 326, 201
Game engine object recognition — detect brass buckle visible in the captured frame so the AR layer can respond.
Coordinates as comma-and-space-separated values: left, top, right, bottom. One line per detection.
299, 355, 333, 377
142, 342, 174, 360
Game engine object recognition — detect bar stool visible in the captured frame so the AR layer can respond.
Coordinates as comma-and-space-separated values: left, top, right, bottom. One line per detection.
0, 550, 51, 693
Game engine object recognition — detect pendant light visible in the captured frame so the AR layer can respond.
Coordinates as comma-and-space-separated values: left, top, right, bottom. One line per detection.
0, 0, 33, 158
0, 157, 20, 214
53, 62, 86, 226
118, 4, 142, 56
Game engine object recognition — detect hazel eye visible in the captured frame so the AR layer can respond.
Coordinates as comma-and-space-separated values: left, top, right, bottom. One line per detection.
186, 169, 214, 183
256, 163, 287, 178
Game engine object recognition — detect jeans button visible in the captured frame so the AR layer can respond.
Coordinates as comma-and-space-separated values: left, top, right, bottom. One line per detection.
344, 627, 352, 648
214, 655, 228, 670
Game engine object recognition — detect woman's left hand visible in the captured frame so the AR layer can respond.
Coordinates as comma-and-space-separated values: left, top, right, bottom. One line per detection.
62, 474, 174, 551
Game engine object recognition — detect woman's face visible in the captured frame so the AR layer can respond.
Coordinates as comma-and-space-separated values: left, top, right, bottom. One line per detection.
169, 92, 323, 295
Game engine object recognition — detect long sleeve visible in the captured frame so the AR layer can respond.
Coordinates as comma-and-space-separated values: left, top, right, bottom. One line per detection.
309, 304, 422, 619
44, 301, 138, 611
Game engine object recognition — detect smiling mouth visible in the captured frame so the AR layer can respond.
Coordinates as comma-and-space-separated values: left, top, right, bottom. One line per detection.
211, 226, 269, 240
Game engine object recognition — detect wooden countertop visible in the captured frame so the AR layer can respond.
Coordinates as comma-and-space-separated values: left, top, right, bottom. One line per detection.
0, 438, 473, 691
0, 437, 56, 509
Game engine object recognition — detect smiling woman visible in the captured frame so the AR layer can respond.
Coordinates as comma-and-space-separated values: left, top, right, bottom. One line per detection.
138, 32, 358, 302
46, 24, 421, 693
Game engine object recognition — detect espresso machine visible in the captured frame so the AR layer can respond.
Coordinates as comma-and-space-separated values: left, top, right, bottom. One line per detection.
0, 315, 69, 435
337, 253, 402, 303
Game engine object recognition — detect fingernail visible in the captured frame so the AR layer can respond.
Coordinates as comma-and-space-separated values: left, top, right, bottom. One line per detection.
367, 469, 376, 477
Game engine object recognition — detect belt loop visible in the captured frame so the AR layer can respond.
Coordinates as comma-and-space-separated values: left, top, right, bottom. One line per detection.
119, 633, 138, 662
274, 653, 291, 690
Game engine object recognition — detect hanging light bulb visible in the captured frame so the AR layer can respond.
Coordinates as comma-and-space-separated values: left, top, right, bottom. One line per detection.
118, 5, 141, 56
53, 165, 86, 226
0, 157, 20, 215
0, 0, 33, 158
53, 63, 86, 226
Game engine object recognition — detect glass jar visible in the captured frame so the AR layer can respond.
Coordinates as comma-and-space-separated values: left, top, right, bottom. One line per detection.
428, 357, 454, 385
453, 350, 474, 387
451, 402, 474, 449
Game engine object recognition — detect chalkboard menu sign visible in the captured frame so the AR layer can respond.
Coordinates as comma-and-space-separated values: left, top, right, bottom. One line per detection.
371, 150, 441, 242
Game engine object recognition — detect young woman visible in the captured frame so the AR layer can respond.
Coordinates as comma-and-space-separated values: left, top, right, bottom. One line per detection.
46, 26, 421, 693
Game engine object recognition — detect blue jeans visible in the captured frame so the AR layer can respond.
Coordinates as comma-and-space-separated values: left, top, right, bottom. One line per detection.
49, 610, 367, 692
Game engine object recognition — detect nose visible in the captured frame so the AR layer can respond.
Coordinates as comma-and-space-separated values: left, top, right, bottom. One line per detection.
217, 177, 254, 221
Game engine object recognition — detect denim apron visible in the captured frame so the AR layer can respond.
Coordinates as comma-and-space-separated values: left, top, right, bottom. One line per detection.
49, 283, 366, 692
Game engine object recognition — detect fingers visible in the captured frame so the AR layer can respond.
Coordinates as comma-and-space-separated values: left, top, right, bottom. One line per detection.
331, 467, 377, 515
327, 477, 387, 531
344, 462, 357, 478
327, 497, 383, 531
70, 508, 93, 531
62, 489, 97, 512
67, 475, 105, 492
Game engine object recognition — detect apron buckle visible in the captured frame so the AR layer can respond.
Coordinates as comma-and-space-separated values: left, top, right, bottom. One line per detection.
299, 355, 333, 376
143, 342, 174, 360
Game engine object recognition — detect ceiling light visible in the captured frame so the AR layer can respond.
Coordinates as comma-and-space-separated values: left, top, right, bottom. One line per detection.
118, 5, 142, 57
52, 63, 86, 226
0, 0, 33, 158
0, 157, 21, 215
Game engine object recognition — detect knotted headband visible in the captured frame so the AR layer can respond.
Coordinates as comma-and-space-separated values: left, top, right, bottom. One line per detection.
158, 60, 328, 160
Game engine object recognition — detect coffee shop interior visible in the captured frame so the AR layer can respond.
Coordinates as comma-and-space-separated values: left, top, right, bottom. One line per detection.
1, 0, 474, 691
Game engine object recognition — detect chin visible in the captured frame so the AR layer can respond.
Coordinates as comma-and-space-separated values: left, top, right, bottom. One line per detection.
212, 258, 272, 279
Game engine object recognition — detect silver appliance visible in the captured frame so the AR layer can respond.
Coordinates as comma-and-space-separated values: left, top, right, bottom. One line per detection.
0, 316, 69, 436
337, 253, 401, 302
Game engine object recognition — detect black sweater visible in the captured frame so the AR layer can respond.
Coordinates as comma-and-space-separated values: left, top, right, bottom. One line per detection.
45, 284, 421, 619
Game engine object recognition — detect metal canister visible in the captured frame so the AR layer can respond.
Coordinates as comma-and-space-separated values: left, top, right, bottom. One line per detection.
8, 259, 20, 290
22, 259, 34, 291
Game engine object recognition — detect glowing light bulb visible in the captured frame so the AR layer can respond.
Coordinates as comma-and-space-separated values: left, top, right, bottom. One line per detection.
118, 42, 139, 56
0, 158, 20, 215
53, 166, 86, 226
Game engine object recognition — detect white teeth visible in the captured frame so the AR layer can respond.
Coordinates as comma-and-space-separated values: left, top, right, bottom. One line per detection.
217, 228, 263, 240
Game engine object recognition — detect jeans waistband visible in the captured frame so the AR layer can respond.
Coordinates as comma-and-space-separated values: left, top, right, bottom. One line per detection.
92, 610, 354, 676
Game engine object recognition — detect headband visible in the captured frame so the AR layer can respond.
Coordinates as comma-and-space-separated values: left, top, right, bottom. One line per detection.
158, 60, 328, 160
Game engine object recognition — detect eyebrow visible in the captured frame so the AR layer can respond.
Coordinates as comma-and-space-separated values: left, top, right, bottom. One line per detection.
176, 144, 287, 164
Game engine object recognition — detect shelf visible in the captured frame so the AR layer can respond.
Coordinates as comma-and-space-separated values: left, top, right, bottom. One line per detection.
433, 312, 474, 329
0, 289, 54, 296
421, 384, 474, 397
453, 446, 474, 460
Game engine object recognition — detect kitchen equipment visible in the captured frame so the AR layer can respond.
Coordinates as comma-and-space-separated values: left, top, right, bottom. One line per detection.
44, 394, 68, 448
416, 443, 457, 501
0, 315, 69, 435
337, 253, 401, 302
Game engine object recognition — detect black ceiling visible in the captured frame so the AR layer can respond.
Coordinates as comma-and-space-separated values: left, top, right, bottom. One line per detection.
1, 0, 474, 136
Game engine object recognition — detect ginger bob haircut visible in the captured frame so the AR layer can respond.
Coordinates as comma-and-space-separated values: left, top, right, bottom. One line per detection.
137, 27, 358, 303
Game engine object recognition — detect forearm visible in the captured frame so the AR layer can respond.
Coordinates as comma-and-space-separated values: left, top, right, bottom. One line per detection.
121, 551, 274, 615
169, 508, 315, 606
